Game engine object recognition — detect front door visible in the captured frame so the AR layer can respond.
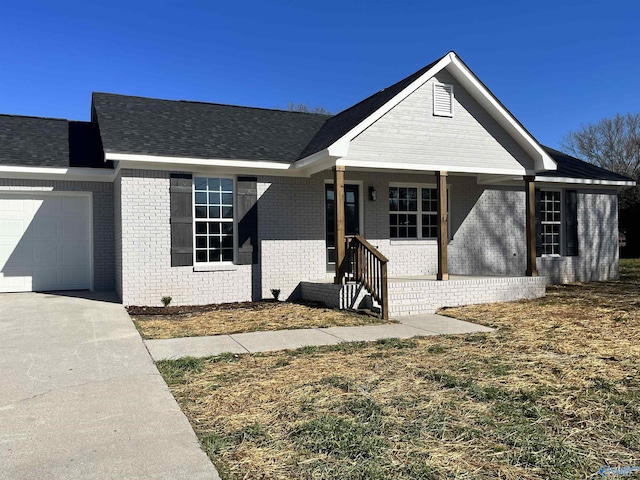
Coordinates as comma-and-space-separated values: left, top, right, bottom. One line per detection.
325, 184, 360, 272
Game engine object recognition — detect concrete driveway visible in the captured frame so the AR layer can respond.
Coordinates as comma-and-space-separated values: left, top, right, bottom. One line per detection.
0, 291, 220, 479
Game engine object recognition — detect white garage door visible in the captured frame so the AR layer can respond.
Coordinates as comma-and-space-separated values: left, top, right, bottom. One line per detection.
0, 193, 91, 292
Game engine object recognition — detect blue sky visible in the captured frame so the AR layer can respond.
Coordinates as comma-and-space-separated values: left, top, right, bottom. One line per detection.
0, 0, 638, 149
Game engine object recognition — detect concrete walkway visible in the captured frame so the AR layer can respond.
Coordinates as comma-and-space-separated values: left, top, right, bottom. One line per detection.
0, 292, 220, 480
145, 313, 494, 361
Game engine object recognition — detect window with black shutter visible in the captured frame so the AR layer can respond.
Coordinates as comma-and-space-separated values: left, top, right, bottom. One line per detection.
236, 177, 258, 265
170, 174, 194, 267
565, 190, 578, 256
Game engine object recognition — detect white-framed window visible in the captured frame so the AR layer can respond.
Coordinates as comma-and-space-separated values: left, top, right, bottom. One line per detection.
389, 184, 443, 239
193, 177, 234, 263
433, 83, 454, 117
539, 190, 561, 255
536, 189, 578, 257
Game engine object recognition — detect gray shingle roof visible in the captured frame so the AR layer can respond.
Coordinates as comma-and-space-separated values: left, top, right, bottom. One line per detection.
541, 146, 634, 182
0, 114, 110, 169
92, 93, 331, 163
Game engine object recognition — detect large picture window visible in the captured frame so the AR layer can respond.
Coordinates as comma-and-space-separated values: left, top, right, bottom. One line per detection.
194, 177, 234, 263
389, 185, 439, 239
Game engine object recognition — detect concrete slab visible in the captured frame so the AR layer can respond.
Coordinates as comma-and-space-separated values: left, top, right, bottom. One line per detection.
320, 323, 430, 342
145, 335, 247, 361
395, 313, 495, 334
230, 328, 343, 353
0, 291, 219, 480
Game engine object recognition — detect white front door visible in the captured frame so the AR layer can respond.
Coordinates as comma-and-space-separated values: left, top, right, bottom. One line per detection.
0, 193, 91, 292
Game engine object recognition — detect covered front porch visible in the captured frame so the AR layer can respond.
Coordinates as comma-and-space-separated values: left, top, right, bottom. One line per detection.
313, 165, 542, 319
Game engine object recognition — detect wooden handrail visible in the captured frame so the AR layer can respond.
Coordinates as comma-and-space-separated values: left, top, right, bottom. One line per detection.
344, 235, 389, 320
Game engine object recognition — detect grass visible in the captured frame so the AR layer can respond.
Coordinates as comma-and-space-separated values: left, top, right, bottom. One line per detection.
132, 301, 393, 339
156, 259, 640, 479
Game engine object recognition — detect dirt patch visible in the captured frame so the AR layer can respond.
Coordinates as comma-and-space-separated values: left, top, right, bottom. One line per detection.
157, 259, 640, 479
131, 301, 393, 339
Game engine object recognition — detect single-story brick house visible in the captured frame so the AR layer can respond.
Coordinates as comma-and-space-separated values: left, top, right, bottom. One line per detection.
0, 51, 634, 315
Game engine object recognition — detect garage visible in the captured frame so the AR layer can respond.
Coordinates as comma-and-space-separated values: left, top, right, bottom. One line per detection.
0, 193, 91, 293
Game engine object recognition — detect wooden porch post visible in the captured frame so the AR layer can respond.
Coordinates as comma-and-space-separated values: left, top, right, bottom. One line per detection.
436, 171, 449, 281
525, 175, 538, 276
333, 166, 346, 284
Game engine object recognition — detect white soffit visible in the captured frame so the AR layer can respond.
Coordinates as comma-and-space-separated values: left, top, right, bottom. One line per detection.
0, 165, 115, 182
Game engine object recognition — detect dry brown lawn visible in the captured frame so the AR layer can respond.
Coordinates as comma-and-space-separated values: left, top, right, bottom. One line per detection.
157, 259, 640, 479
132, 301, 392, 339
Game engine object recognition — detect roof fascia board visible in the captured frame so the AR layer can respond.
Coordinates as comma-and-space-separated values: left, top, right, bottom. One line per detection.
476, 174, 520, 185
335, 159, 529, 176
302, 157, 339, 176
448, 56, 556, 172
114, 160, 311, 178
0, 165, 115, 182
294, 148, 332, 169
534, 176, 636, 187
477, 173, 634, 187
105, 152, 294, 171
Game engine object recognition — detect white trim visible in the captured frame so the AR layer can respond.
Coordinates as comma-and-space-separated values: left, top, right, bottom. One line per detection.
106, 152, 292, 170
534, 176, 635, 187
337, 159, 528, 176
192, 175, 236, 266
114, 160, 308, 178
388, 182, 450, 240
0, 165, 115, 182
539, 188, 563, 257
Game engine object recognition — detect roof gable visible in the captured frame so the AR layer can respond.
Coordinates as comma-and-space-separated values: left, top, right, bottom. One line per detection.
298, 52, 557, 172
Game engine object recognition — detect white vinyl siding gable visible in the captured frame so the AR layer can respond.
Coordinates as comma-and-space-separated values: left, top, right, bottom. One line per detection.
433, 83, 453, 117
346, 69, 536, 173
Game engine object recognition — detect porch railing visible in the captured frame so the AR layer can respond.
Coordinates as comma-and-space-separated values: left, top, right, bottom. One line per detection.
345, 235, 389, 320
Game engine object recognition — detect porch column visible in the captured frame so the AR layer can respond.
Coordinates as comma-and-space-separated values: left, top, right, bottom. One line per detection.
436, 171, 449, 281
333, 166, 346, 284
525, 175, 538, 276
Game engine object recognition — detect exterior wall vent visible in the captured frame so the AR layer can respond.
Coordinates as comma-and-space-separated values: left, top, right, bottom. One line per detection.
433, 83, 454, 117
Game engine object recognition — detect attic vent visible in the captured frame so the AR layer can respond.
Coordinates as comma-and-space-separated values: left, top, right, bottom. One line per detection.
433, 83, 454, 117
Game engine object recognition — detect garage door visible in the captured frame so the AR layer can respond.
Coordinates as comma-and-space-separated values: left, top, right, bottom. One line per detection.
0, 193, 91, 292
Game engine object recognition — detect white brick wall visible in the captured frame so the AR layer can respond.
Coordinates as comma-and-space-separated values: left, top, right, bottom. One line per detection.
537, 190, 619, 283
116, 169, 252, 306
300, 276, 547, 316
0, 178, 115, 290
114, 169, 619, 306
257, 175, 327, 300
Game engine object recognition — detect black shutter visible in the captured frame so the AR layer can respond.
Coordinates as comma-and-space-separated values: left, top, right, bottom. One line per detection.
170, 173, 193, 267
535, 189, 542, 257
237, 176, 258, 265
565, 190, 579, 256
